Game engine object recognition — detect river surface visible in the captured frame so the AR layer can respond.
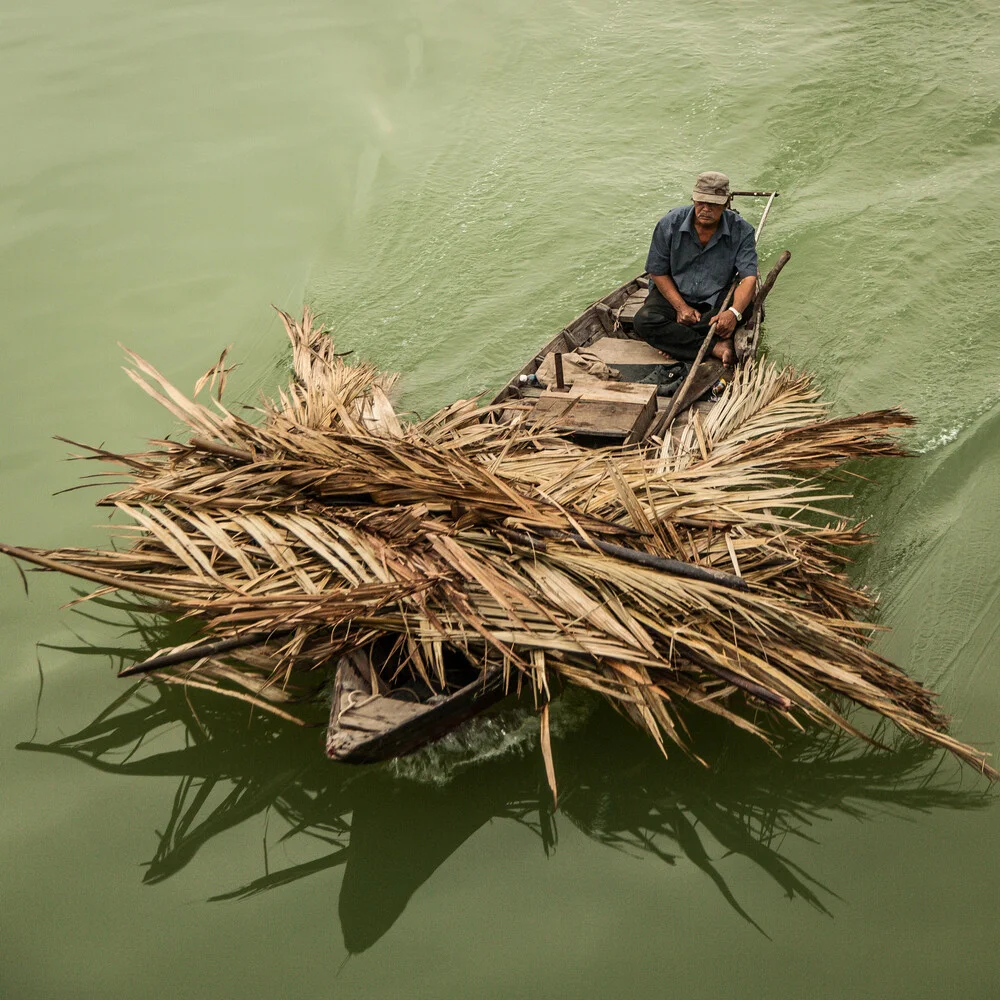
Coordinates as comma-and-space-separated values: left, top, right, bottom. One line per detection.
2, 2, 999, 997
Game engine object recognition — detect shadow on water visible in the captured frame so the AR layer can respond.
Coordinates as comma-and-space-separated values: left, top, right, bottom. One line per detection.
19, 599, 993, 953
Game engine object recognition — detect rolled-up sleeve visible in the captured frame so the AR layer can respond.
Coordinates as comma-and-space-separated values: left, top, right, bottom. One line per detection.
645, 218, 672, 275
734, 225, 758, 279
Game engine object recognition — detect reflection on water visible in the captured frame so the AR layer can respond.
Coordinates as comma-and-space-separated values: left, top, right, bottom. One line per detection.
20, 611, 990, 952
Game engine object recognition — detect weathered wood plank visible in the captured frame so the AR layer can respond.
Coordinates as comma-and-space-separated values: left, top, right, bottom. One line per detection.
595, 302, 615, 333
538, 382, 658, 404
585, 337, 675, 365
531, 383, 656, 440
616, 288, 649, 326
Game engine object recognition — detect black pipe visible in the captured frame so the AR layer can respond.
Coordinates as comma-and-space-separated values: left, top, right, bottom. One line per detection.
498, 526, 748, 591
118, 630, 283, 677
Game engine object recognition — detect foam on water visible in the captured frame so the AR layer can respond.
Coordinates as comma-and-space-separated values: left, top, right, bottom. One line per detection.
387, 688, 596, 786
914, 423, 962, 454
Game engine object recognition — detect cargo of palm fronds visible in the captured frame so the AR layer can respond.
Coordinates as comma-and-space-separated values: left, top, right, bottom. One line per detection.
2, 309, 994, 783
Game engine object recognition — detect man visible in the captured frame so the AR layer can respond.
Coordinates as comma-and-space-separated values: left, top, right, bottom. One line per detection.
633, 171, 758, 367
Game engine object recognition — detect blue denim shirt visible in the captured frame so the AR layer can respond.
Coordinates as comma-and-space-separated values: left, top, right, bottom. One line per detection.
644, 206, 758, 311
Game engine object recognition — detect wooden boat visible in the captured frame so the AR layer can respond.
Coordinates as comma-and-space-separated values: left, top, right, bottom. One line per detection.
326, 191, 786, 764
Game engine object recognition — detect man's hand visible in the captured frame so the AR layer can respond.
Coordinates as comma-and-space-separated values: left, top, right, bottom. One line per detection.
676, 303, 703, 326
651, 274, 703, 326
713, 308, 737, 338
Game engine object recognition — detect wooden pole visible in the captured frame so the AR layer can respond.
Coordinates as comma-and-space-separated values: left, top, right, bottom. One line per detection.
750, 249, 792, 322
736, 250, 792, 362
754, 191, 778, 244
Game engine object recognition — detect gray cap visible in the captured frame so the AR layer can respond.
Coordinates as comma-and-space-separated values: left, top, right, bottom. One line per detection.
692, 171, 731, 205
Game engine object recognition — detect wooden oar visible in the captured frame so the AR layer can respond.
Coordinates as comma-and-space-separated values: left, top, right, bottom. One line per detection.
652, 278, 739, 434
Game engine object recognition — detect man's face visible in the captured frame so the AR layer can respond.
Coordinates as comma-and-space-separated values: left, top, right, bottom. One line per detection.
693, 200, 726, 227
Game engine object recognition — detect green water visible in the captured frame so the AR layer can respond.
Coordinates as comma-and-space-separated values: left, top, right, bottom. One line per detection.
2, 1, 999, 996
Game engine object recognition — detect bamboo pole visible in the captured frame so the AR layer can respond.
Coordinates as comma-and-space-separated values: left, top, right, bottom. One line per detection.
754, 191, 779, 244
654, 279, 738, 432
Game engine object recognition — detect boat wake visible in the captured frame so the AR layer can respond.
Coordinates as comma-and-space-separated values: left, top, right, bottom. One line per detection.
911, 388, 1000, 455
388, 690, 596, 786
914, 423, 962, 454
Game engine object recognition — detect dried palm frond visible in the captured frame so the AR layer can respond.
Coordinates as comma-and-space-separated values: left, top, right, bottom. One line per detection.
2, 309, 994, 779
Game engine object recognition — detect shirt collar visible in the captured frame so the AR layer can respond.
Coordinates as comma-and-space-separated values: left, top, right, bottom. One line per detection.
680, 206, 732, 243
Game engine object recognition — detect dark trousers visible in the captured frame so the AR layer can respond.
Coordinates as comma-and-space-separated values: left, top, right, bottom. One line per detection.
633, 284, 734, 362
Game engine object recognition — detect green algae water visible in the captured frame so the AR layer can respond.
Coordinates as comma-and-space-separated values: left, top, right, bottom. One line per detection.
2, 1, 999, 996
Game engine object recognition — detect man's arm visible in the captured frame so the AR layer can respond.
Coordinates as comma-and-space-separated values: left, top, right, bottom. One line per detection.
732, 273, 757, 316
714, 223, 759, 337
651, 273, 702, 325
713, 274, 758, 338
646, 212, 703, 326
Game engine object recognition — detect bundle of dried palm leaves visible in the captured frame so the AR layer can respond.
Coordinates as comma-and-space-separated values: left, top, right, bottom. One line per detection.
3, 310, 993, 779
